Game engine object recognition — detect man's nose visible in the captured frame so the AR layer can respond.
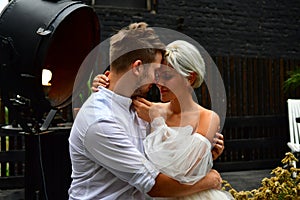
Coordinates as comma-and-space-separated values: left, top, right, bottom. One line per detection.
156, 78, 165, 86
154, 73, 159, 83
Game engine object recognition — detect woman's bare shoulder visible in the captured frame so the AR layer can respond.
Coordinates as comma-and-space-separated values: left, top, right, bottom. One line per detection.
198, 106, 220, 126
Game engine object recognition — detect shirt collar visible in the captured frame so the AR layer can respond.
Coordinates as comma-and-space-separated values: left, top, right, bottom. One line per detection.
99, 86, 132, 110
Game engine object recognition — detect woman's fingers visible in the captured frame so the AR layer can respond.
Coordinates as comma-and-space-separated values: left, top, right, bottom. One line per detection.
211, 133, 225, 160
132, 99, 151, 122
91, 71, 110, 92
91, 74, 110, 92
91, 75, 101, 92
98, 74, 109, 86
135, 97, 152, 106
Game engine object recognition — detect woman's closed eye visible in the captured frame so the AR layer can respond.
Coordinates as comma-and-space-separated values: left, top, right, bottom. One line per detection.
159, 71, 175, 81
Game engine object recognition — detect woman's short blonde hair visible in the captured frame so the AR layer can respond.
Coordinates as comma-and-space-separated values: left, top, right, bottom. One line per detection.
164, 40, 205, 88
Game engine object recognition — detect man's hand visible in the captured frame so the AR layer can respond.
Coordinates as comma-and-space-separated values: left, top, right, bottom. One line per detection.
203, 169, 223, 190
148, 169, 223, 197
211, 132, 224, 160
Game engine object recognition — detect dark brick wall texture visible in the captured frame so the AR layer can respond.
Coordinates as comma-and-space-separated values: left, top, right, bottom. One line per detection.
94, 0, 300, 59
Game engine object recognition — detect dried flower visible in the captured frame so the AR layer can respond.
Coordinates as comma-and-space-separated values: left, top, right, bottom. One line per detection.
222, 152, 300, 200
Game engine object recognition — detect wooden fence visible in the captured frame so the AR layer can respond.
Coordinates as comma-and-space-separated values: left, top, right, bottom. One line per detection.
0, 125, 25, 189
210, 56, 300, 172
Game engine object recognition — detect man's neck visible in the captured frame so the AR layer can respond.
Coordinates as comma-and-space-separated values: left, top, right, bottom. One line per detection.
107, 71, 136, 98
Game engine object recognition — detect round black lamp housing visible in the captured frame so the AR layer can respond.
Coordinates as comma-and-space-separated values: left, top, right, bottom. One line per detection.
0, 0, 100, 128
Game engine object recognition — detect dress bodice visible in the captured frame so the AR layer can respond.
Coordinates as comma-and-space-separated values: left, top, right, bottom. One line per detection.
144, 117, 213, 184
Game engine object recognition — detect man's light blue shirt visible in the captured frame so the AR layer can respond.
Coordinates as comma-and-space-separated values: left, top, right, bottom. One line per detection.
68, 87, 159, 200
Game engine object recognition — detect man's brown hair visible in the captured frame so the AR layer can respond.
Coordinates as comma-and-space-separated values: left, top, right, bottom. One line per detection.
109, 22, 165, 73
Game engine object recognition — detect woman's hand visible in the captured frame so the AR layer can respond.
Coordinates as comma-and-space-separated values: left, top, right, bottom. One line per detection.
132, 97, 153, 122
91, 71, 110, 92
211, 132, 225, 160
149, 103, 167, 121
133, 97, 167, 122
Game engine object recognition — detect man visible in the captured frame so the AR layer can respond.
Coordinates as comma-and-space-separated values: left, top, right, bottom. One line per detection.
68, 22, 223, 200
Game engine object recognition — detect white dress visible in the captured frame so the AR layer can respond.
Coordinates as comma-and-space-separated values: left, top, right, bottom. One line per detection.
143, 117, 233, 200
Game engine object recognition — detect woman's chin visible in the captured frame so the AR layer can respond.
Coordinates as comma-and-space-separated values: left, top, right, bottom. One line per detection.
160, 96, 170, 102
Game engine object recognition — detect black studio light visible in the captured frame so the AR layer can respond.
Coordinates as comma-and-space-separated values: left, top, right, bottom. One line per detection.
0, 0, 100, 132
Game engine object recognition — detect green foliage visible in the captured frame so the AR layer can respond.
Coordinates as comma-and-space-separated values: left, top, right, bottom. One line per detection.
284, 68, 300, 93
79, 70, 94, 104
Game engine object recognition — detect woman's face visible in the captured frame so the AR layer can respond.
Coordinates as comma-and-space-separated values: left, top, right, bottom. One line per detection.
156, 61, 189, 102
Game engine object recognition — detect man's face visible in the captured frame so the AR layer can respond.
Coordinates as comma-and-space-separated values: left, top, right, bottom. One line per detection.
132, 52, 163, 97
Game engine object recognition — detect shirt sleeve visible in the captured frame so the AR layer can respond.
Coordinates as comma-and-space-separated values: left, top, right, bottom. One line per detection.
84, 119, 159, 194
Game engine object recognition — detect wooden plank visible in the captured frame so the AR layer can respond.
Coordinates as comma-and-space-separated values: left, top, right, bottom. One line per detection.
242, 58, 248, 115
0, 176, 24, 189
279, 58, 285, 112
214, 159, 281, 172
224, 115, 288, 128
0, 136, 6, 177
223, 136, 284, 150
0, 150, 25, 162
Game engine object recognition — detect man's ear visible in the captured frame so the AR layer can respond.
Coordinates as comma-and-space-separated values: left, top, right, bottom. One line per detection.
132, 60, 143, 75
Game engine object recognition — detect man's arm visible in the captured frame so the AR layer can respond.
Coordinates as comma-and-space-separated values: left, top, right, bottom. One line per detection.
148, 170, 222, 197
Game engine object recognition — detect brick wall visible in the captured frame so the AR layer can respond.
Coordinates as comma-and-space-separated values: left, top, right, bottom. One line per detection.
94, 0, 300, 59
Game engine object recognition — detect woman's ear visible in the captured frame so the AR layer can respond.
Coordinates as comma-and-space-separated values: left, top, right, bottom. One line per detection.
132, 60, 143, 75
188, 72, 197, 86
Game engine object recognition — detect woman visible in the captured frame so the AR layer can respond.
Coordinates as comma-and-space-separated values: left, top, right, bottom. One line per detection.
94, 40, 232, 199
